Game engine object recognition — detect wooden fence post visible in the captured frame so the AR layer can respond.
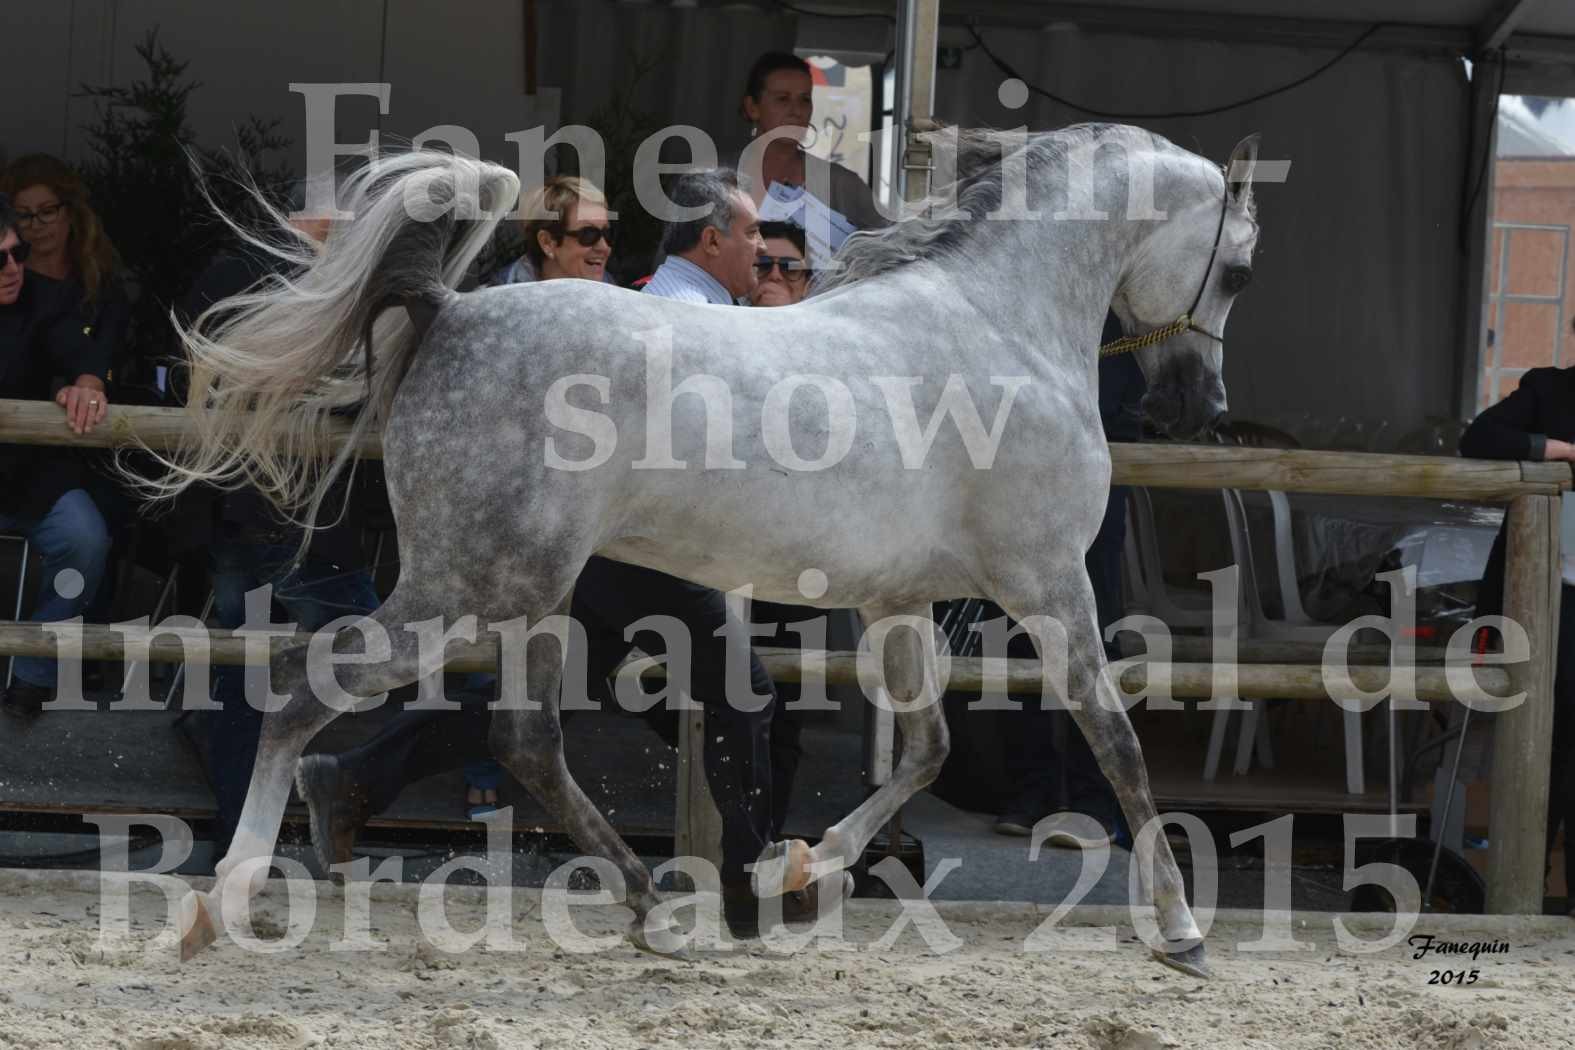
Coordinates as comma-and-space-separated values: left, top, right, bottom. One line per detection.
1486, 492, 1560, 913
674, 707, 724, 889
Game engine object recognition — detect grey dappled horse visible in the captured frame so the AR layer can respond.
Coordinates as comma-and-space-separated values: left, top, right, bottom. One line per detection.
156, 123, 1261, 975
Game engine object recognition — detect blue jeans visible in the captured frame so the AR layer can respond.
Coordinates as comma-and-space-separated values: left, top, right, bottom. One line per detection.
208, 541, 379, 854
462, 673, 502, 792
0, 488, 111, 688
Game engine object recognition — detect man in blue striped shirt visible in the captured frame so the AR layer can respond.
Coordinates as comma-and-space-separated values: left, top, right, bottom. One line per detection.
637, 169, 820, 936
642, 169, 765, 305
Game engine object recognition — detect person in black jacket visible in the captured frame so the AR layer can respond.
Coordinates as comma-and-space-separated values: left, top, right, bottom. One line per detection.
0, 156, 132, 397
1460, 366, 1575, 911
0, 194, 113, 720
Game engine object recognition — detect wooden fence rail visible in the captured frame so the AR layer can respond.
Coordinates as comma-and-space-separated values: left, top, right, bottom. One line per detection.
3, 398, 1566, 499
0, 622, 1515, 702
0, 398, 1567, 914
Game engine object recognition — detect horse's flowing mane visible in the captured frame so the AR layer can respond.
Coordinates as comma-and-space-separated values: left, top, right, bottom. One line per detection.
815, 123, 1203, 293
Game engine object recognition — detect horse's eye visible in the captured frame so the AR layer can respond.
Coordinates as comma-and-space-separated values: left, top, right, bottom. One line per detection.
1223, 266, 1252, 294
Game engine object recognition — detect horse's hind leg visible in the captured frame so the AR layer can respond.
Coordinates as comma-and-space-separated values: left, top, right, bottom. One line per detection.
754, 603, 949, 901
995, 565, 1209, 978
179, 590, 432, 959
486, 603, 670, 952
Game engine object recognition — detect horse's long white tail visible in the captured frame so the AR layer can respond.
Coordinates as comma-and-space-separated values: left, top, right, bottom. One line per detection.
135, 150, 520, 538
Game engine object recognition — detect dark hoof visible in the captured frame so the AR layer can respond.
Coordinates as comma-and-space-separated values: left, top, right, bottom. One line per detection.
1152, 941, 1211, 979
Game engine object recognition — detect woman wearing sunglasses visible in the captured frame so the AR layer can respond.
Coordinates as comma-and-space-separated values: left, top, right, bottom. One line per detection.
749, 221, 813, 308
0, 193, 113, 721
0, 155, 129, 428
744, 218, 815, 838
457, 174, 615, 816
486, 175, 614, 287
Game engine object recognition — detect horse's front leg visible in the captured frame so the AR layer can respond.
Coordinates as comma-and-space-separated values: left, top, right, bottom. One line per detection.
996, 565, 1210, 978
752, 603, 949, 902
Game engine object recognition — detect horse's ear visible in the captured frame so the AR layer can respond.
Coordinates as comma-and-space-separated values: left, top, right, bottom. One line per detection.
1226, 133, 1260, 208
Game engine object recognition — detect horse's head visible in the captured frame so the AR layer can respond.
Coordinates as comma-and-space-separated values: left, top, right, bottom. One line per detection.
1113, 134, 1261, 440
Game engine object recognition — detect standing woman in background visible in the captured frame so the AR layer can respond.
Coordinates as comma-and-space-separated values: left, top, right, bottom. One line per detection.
731, 51, 886, 267
0, 155, 131, 396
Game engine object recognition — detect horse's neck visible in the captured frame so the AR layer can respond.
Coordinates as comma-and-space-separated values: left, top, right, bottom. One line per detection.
946, 213, 1136, 368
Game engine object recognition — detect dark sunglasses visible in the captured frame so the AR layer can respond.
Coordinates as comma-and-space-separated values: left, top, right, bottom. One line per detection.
0, 241, 32, 267
558, 224, 614, 248
754, 255, 811, 280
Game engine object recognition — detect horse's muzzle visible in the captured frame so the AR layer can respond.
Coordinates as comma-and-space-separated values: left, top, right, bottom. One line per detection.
1141, 389, 1226, 441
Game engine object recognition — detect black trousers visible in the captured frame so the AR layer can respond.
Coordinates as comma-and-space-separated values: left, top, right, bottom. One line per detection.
337, 555, 779, 884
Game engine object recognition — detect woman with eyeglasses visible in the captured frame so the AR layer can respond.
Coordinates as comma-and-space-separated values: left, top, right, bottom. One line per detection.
0, 155, 129, 426
0, 193, 112, 721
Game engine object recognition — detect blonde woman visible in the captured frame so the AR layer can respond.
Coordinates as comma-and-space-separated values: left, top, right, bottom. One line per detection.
460, 175, 615, 815
487, 175, 613, 286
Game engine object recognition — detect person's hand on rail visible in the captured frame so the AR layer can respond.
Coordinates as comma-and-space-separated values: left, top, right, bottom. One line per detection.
1543, 438, 1575, 463
55, 374, 107, 435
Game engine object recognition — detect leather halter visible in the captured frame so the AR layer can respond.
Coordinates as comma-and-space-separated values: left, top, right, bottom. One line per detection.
1099, 187, 1231, 359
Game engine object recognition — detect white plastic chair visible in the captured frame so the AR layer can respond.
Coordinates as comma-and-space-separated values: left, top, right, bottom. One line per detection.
1215, 488, 1367, 794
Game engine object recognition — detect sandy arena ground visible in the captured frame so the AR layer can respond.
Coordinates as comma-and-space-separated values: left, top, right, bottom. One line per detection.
0, 870, 1571, 1050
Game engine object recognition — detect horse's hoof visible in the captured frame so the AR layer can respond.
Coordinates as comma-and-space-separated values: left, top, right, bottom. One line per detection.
1152, 941, 1211, 979
810, 871, 855, 904
629, 918, 692, 961
751, 839, 812, 897
177, 891, 219, 962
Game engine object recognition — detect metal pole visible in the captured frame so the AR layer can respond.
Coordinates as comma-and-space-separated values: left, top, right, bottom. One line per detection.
890, 2, 914, 207
1424, 702, 1474, 910
1455, 53, 1502, 420
894, 0, 940, 206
